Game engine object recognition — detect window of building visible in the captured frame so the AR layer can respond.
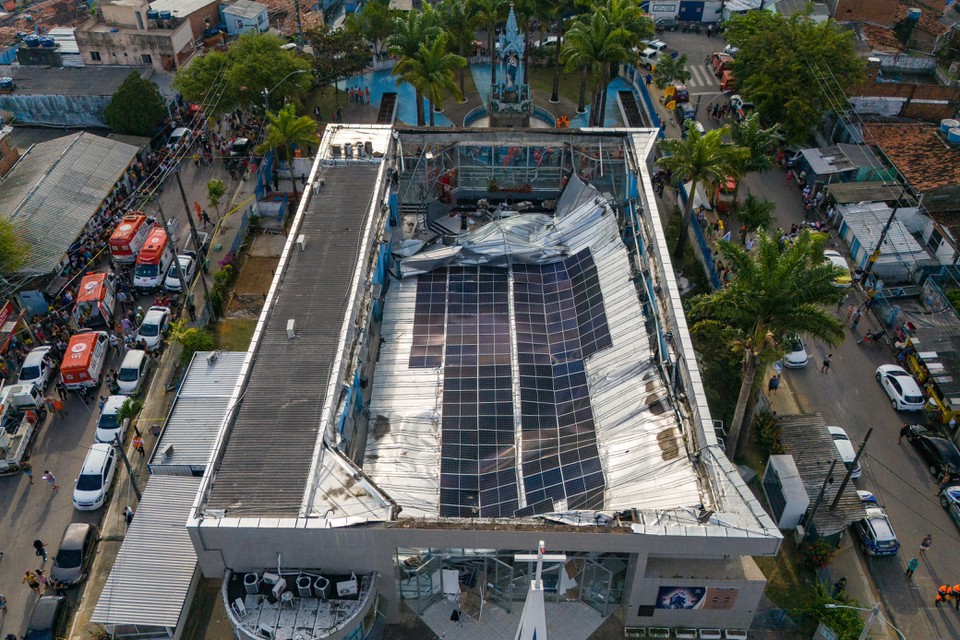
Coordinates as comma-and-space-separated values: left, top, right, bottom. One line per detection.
90, 51, 101, 61
929, 227, 944, 253
142, 54, 153, 65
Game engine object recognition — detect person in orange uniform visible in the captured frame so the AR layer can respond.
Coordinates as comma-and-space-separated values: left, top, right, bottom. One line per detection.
936, 584, 951, 606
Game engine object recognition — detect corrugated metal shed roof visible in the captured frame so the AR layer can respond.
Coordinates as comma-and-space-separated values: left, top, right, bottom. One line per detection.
0, 131, 138, 274
826, 181, 911, 205
223, 0, 267, 19
91, 476, 201, 628
778, 413, 866, 536
205, 165, 380, 517
150, 351, 245, 469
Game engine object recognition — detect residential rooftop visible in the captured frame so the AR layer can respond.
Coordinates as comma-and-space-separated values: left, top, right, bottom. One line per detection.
863, 122, 960, 192
0, 65, 155, 97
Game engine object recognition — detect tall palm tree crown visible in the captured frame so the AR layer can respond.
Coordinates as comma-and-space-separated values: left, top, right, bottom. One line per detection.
260, 104, 316, 201
469, 0, 506, 84
388, 6, 442, 125
690, 230, 846, 458
394, 33, 467, 126
655, 122, 749, 261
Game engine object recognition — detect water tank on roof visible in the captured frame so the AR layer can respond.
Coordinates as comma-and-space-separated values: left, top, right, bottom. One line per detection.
948, 128, 960, 145
0, 78, 14, 89
147, 9, 159, 19
159, 10, 172, 19
39, 36, 54, 48
941, 119, 959, 134
23, 34, 40, 47
906, 7, 921, 21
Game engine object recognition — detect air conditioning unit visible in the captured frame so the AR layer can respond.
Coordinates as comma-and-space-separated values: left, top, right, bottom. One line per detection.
257, 625, 274, 640
286, 319, 296, 340
160, 443, 174, 459
271, 578, 287, 600
296, 234, 306, 251
336, 577, 358, 597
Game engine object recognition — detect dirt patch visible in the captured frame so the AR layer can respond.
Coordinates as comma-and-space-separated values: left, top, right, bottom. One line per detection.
234, 255, 279, 297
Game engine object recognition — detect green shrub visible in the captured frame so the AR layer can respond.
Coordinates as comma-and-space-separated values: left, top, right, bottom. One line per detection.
752, 410, 782, 453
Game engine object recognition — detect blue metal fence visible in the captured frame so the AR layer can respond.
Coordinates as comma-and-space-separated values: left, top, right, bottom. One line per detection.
675, 181, 722, 290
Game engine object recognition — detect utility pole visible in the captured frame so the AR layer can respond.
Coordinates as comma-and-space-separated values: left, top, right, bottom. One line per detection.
114, 434, 142, 501
153, 200, 190, 296
802, 459, 837, 543
862, 207, 898, 279
173, 170, 217, 321
293, 0, 303, 49
830, 428, 872, 511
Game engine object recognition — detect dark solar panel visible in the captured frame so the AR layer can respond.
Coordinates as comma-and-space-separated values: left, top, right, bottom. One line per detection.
439, 267, 519, 518
416, 248, 612, 518
514, 249, 610, 511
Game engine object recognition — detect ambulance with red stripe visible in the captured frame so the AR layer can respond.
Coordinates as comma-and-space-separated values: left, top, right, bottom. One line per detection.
59, 331, 109, 390
134, 226, 174, 292
108, 213, 153, 264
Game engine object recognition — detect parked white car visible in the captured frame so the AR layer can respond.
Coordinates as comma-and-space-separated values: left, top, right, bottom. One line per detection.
164, 255, 196, 292
95, 395, 131, 444
782, 336, 808, 369
18, 345, 55, 390
823, 250, 853, 287
117, 350, 151, 396
876, 364, 926, 411
135, 306, 170, 351
828, 426, 861, 479
73, 443, 117, 511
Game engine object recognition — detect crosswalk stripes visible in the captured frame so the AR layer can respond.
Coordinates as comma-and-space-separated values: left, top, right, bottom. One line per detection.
685, 64, 717, 89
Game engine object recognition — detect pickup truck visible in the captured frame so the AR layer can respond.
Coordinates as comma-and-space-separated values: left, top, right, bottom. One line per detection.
0, 384, 47, 474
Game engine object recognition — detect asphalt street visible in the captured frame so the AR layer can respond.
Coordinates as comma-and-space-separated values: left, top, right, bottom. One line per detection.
651, 30, 960, 640
0, 155, 251, 638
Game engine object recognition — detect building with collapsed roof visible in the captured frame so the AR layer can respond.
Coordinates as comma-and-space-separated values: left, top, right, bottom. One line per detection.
185, 125, 782, 640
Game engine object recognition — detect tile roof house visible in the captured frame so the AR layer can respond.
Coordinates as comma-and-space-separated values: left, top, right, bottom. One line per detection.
863, 122, 960, 213
831, 0, 951, 54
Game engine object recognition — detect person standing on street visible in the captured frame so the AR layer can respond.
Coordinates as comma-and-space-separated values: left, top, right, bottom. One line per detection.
23, 571, 41, 594
20, 460, 33, 484
767, 375, 780, 394
920, 534, 933, 557
936, 584, 950, 606
898, 423, 910, 443
821, 353, 833, 374
125, 505, 135, 527
33, 539, 47, 565
41, 469, 59, 493
132, 435, 145, 458
905, 556, 919, 578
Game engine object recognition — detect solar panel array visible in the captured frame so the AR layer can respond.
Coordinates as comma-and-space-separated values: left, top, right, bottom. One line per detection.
407, 249, 613, 517
514, 249, 610, 511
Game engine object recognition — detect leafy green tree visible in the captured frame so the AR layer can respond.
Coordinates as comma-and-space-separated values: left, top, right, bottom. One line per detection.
469, 0, 506, 85
306, 24, 371, 102
798, 583, 865, 640
736, 193, 775, 231
690, 230, 846, 459
259, 104, 316, 203
174, 33, 312, 114
168, 318, 216, 365
207, 179, 226, 219
388, 6, 442, 125
0, 218, 30, 275
725, 9, 865, 144
346, 0, 394, 57
438, 0, 475, 99
655, 122, 749, 261
394, 33, 467, 126
653, 53, 692, 89
104, 72, 167, 136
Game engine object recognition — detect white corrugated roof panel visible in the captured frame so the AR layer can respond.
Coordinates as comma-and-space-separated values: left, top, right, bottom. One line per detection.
150, 0, 217, 17
0, 132, 138, 274
91, 476, 201, 628
150, 351, 245, 469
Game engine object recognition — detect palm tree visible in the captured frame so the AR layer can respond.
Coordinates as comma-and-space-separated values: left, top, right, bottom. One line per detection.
469, 0, 506, 85
394, 34, 467, 126
388, 5, 441, 126
690, 230, 846, 459
438, 0, 474, 101
115, 398, 144, 436
653, 53, 692, 89
736, 193, 775, 231
259, 104, 316, 204
655, 122, 749, 261
542, 0, 576, 103
596, 0, 652, 125
728, 112, 781, 202
561, 11, 626, 123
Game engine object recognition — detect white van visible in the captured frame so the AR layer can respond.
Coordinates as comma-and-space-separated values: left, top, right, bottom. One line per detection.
117, 350, 151, 396
73, 443, 117, 511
